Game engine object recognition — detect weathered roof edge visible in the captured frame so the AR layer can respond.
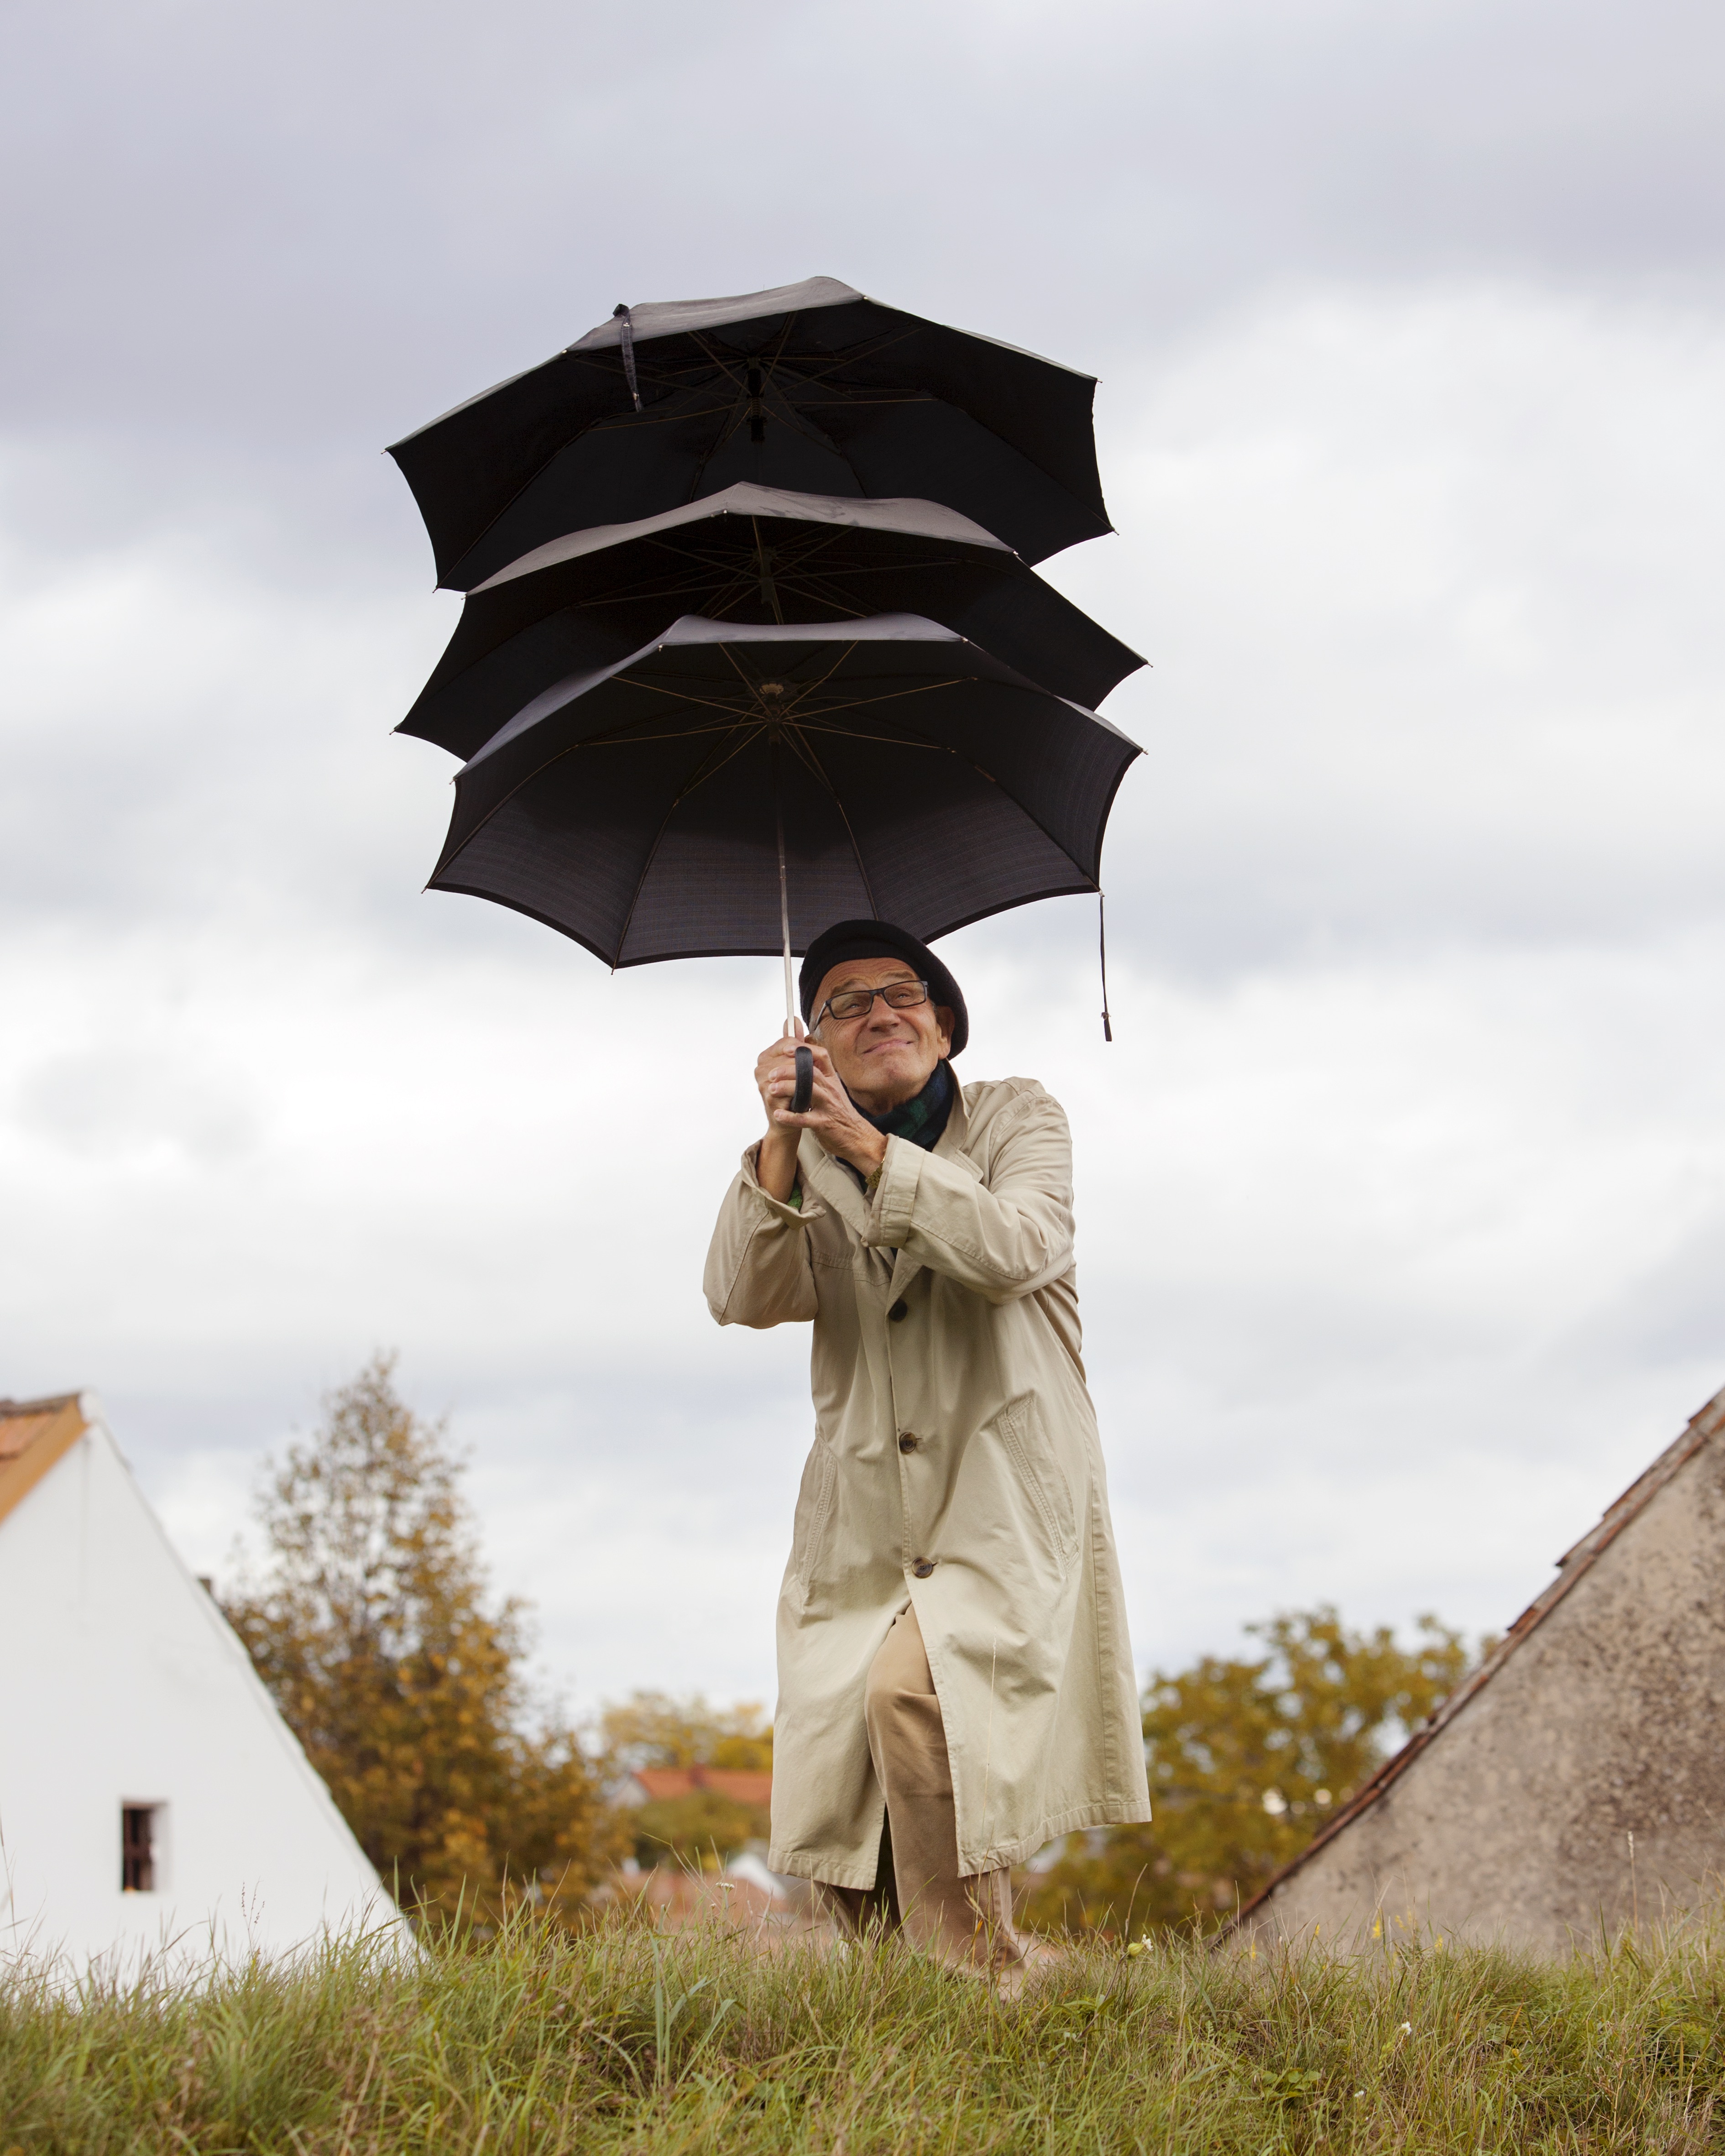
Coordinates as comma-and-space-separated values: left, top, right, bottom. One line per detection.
0, 1392, 91, 1530
1223, 1378, 1725, 1936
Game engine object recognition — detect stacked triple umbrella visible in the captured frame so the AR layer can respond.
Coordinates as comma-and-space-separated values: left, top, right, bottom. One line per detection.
388, 277, 1144, 1068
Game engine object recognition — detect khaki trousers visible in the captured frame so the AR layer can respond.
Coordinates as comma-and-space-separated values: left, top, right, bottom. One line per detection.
817, 1602, 1028, 1974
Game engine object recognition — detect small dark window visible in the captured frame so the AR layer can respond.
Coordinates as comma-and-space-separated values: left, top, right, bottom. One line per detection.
121, 1805, 156, 1892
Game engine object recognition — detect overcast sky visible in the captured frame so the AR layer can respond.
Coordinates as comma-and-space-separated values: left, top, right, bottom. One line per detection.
5, 0, 1724, 1717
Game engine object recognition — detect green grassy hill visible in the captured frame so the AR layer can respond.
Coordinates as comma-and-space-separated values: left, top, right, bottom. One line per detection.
3, 1909, 1721, 2152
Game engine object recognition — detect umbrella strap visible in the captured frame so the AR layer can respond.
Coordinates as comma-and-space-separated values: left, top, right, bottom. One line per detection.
612, 304, 643, 413
1099, 892, 1114, 1042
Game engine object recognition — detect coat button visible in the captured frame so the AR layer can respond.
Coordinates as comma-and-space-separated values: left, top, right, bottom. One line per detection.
898, 1433, 918, 1453
912, 1559, 935, 1579
888, 1299, 908, 1322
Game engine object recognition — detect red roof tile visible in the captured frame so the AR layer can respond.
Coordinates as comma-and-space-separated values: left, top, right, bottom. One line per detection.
629, 1765, 772, 1807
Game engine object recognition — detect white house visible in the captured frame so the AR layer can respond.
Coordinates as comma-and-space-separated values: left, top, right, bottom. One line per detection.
0, 1391, 396, 1974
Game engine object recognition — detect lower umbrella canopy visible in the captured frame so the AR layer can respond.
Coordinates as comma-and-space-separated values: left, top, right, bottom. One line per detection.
399, 485, 1144, 762
428, 614, 1142, 968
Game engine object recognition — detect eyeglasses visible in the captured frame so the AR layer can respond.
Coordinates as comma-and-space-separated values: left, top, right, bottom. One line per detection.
814, 980, 930, 1027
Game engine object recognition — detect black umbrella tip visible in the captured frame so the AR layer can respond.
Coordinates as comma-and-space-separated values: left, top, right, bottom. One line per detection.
612, 303, 629, 318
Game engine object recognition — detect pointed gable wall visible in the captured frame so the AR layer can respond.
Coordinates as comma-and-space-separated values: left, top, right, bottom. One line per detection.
1237, 1385, 1725, 1956
0, 1394, 395, 1973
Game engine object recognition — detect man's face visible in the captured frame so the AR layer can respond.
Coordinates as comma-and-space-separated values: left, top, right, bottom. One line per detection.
812, 958, 955, 1114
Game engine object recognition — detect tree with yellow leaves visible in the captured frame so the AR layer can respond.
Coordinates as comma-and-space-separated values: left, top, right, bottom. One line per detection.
223, 1354, 620, 1927
1023, 1606, 1480, 1938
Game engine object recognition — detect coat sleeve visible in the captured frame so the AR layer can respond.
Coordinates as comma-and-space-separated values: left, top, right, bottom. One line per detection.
703, 1142, 825, 1328
863, 1088, 1075, 1303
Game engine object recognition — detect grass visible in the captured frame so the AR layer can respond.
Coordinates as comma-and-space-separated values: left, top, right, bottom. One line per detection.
1, 1907, 1722, 2153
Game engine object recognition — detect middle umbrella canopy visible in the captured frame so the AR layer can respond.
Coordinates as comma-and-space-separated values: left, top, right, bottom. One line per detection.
399, 484, 1145, 763
429, 614, 1142, 968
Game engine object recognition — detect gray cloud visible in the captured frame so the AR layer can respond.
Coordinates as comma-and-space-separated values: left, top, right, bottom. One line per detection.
5, 0, 1725, 1700
5, 0, 1722, 473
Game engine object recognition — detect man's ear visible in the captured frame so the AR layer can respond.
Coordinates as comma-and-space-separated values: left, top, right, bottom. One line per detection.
934, 1006, 956, 1056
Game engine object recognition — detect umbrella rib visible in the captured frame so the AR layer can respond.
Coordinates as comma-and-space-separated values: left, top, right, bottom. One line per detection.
690, 320, 796, 397
517, 530, 966, 617
438, 700, 749, 868
750, 330, 862, 455
684, 333, 822, 493
435, 716, 711, 867
580, 718, 758, 745
774, 678, 971, 723
524, 534, 811, 616
783, 723, 880, 921
614, 673, 771, 721
789, 392, 932, 408
842, 706, 1096, 881
631, 529, 842, 577
684, 330, 859, 467
751, 582, 866, 621
758, 317, 798, 383
601, 676, 964, 738
684, 404, 746, 501
580, 405, 729, 434
681, 339, 761, 497
611, 722, 764, 964
547, 712, 955, 751
750, 517, 785, 624
771, 718, 955, 748
763, 641, 862, 715
543, 562, 889, 622
608, 670, 978, 734
760, 324, 918, 390
434, 365, 737, 576
688, 334, 752, 395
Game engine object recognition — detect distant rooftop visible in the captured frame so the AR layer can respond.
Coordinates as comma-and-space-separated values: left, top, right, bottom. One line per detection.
0, 1392, 88, 1528
627, 1765, 772, 1809
0, 1393, 81, 1456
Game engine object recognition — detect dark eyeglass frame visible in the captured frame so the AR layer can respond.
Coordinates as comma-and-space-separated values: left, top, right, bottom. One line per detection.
813, 979, 931, 1029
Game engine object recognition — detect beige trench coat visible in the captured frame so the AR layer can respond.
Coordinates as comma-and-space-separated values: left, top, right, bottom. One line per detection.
704, 1074, 1151, 1888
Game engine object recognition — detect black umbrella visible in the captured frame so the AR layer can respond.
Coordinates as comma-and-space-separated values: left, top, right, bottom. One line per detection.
428, 613, 1140, 1067
388, 277, 1112, 591
400, 483, 1145, 763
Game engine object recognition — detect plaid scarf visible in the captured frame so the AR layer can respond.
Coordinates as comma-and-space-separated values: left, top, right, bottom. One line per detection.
785, 1061, 955, 1209
856, 1058, 954, 1152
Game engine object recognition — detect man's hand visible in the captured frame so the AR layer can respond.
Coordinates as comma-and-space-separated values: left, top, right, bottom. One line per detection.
755, 1025, 889, 1201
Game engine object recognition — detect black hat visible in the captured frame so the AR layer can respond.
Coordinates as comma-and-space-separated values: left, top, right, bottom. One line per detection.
799, 920, 969, 1057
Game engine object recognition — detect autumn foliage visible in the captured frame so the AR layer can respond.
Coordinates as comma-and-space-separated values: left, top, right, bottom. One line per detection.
222, 1354, 621, 1926
601, 1691, 774, 1867
1023, 1606, 1481, 1937
221, 1359, 1490, 1945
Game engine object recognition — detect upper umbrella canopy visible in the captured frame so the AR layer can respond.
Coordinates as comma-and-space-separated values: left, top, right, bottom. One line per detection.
399, 483, 1146, 761
428, 613, 1142, 969
388, 277, 1113, 591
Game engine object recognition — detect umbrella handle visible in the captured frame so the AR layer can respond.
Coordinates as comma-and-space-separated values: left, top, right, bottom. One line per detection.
792, 1044, 814, 1115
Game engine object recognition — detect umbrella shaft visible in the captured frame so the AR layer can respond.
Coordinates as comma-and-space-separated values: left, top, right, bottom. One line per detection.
774, 739, 795, 1033
779, 858, 794, 1031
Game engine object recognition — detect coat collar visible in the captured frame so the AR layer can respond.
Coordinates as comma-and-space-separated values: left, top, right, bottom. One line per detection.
797, 1082, 983, 1254
887, 1082, 983, 1301
796, 1086, 983, 1303
798, 1135, 871, 1239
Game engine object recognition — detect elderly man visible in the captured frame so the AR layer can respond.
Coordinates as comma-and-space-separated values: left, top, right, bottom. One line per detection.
704, 920, 1149, 1975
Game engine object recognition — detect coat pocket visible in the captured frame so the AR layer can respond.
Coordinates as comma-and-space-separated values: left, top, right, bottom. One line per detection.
787, 1437, 838, 1611
994, 1394, 1080, 1575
